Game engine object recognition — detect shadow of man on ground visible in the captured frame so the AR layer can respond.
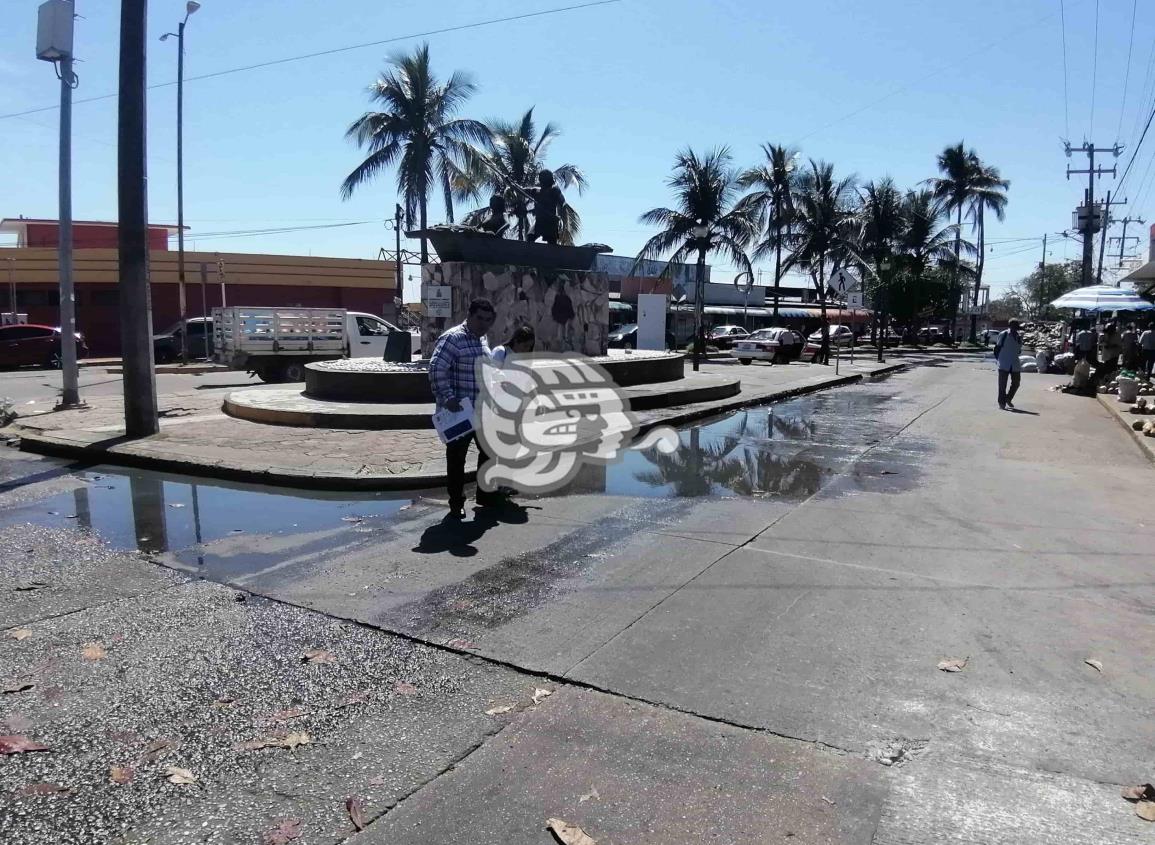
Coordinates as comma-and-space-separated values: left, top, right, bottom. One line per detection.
413, 500, 532, 557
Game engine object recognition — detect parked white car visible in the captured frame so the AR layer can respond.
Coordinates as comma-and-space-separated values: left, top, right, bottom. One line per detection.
731, 328, 804, 365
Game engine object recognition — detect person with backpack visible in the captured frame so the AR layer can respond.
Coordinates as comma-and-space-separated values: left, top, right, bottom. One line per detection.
994, 319, 1024, 411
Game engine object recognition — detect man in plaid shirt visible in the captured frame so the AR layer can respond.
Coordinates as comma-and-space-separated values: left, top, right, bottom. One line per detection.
429, 298, 497, 518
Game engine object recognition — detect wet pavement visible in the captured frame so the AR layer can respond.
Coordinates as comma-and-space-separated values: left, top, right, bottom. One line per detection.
4, 359, 1155, 844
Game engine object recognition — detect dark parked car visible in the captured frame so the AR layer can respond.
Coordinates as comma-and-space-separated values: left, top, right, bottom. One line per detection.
708, 324, 750, 350
0, 324, 87, 369
154, 317, 214, 363
608, 323, 638, 349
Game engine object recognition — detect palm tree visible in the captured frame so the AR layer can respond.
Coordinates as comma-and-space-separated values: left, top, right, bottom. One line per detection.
967, 161, 1010, 337
738, 144, 799, 319
929, 143, 1009, 342
853, 178, 906, 355
455, 107, 587, 244
781, 159, 857, 364
340, 44, 489, 263
635, 147, 759, 368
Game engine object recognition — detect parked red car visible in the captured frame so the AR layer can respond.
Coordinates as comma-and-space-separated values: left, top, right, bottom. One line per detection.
0, 324, 88, 369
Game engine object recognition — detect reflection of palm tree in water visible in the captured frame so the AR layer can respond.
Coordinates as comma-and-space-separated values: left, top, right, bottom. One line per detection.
635, 414, 828, 498
635, 428, 747, 496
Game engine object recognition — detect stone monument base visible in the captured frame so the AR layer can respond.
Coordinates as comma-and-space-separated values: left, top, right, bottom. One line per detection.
421, 261, 609, 357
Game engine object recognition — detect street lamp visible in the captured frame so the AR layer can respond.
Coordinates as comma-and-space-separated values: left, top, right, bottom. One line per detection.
161, 0, 200, 361
690, 223, 709, 372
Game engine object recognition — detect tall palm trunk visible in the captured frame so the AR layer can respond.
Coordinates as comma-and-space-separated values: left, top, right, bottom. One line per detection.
970, 204, 985, 343
418, 195, 429, 264
817, 259, 830, 365
950, 205, 962, 342
772, 194, 783, 320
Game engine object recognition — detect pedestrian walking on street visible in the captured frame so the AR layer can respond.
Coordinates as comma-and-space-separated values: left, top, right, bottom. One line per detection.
994, 319, 1024, 410
1141, 322, 1155, 380
1121, 322, 1140, 371
429, 298, 497, 519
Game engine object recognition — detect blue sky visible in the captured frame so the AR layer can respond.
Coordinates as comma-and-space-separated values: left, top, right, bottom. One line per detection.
2, 0, 1152, 302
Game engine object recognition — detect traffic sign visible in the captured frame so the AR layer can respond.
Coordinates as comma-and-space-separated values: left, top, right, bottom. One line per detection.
847, 291, 865, 309
831, 269, 860, 296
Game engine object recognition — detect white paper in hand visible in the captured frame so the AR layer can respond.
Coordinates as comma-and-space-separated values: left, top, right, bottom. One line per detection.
432, 398, 474, 444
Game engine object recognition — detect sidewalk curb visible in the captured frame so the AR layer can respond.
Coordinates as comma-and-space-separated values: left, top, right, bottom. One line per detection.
17, 363, 908, 491
1096, 393, 1155, 466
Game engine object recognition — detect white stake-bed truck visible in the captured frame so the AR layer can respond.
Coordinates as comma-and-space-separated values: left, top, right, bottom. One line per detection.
212, 307, 419, 383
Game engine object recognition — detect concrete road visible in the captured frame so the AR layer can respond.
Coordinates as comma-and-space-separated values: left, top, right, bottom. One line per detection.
0, 366, 260, 407
3, 357, 1153, 843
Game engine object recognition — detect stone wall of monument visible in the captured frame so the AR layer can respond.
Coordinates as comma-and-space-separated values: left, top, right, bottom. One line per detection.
421, 262, 609, 357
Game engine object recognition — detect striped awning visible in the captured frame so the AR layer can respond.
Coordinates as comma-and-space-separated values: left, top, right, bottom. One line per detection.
1050, 284, 1155, 312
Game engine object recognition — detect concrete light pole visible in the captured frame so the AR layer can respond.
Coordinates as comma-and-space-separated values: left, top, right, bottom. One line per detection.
118, 0, 159, 436
36, 0, 81, 407
161, 1, 200, 361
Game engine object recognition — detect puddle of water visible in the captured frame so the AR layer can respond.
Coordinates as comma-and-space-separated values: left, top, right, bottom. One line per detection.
0, 465, 415, 556
553, 384, 911, 500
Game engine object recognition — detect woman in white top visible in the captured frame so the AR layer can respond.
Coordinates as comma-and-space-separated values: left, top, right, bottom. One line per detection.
490, 325, 536, 365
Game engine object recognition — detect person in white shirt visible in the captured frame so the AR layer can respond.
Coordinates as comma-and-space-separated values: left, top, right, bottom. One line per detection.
490, 325, 536, 366
993, 320, 1024, 410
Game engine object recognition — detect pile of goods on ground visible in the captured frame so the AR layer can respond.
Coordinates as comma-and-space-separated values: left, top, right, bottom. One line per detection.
1100, 375, 1155, 396
1019, 321, 1066, 351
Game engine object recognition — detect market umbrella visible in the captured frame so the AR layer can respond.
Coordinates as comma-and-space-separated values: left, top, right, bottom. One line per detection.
1050, 284, 1155, 312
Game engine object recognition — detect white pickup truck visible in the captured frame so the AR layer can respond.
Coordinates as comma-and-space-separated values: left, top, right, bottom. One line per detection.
212, 307, 420, 383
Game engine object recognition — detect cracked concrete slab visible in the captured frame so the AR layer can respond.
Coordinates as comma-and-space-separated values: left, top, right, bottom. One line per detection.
348, 686, 891, 845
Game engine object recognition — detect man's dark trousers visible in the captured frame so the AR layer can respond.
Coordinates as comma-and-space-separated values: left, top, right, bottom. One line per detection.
446, 433, 491, 509
997, 369, 1021, 408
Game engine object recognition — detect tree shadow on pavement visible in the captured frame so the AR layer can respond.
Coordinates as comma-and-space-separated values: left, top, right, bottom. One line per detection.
413, 501, 531, 558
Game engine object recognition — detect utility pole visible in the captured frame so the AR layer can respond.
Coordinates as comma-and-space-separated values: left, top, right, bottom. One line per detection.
1113, 215, 1145, 271
118, 0, 159, 436
36, 0, 81, 407
1065, 142, 1122, 287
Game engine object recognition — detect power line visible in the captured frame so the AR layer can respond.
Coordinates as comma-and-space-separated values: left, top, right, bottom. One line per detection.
797, 5, 1058, 143
1129, 34, 1155, 143
1116, 0, 1139, 142
1060, 0, 1071, 139
1117, 99, 1155, 193
0, 0, 622, 122
1089, 0, 1100, 137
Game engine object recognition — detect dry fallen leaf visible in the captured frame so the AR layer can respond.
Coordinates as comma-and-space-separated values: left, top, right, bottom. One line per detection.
532, 688, 554, 705
1137, 801, 1155, 822
1, 681, 35, 695
212, 696, 237, 707
444, 638, 478, 649
346, 797, 368, 831
393, 681, 419, 695
485, 704, 513, 716
268, 707, 308, 723
337, 690, 370, 708
81, 642, 107, 661
7, 628, 33, 641
579, 788, 600, 804
1084, 658, 1103, 673
280, 731, 311, 750
546, 817, 598, 845
937, 657, 968, 673
302, 648, 336, 665
110, 766, 134, 785
262, 818, 303, 845
165, 766, 197, 785
1122, 784, 1155, 802
140, 739, 178, 762
0, 735, 49, 755
19, 782, 69, 796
